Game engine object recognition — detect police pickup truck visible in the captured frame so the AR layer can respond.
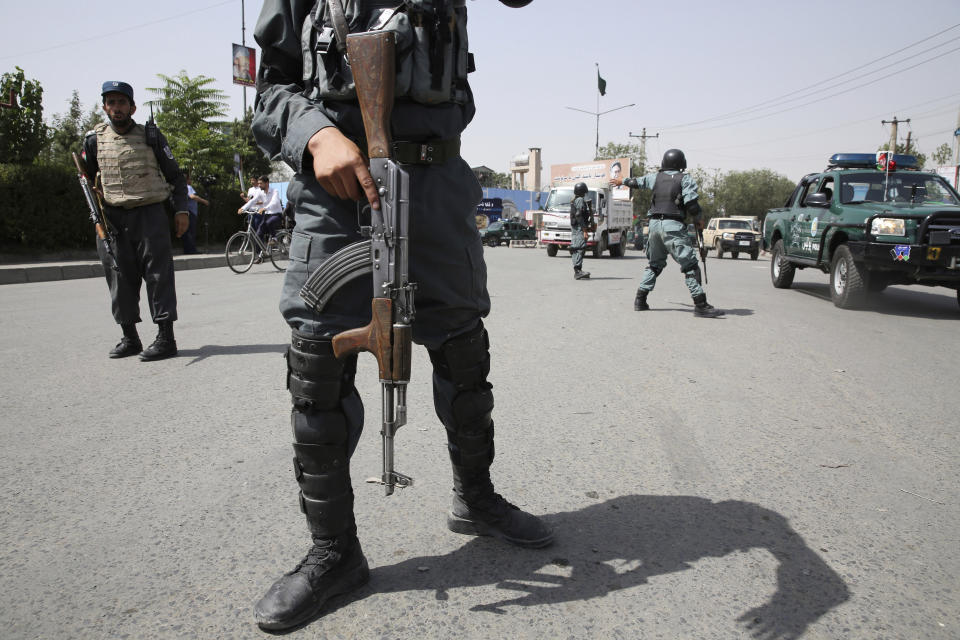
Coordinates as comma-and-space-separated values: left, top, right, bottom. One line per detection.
763, 153, 960, 309
479, 219, 536, 247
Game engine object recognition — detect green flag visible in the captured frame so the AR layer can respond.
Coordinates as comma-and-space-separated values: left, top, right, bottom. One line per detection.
597, 69, 607, 96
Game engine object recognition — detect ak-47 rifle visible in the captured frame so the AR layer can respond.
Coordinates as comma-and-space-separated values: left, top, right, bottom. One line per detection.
72, 152, 119, 272
695, 226, 708, 285
299, 30, 414, 496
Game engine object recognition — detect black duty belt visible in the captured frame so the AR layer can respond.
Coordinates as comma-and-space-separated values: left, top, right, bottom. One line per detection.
647, 214, 683, 221
392, 138, 461, 165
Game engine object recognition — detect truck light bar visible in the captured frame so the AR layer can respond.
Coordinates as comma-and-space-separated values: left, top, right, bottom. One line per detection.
827, 153, 919, 170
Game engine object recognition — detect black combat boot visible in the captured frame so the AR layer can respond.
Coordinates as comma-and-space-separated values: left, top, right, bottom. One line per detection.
430, 323, 554, 549
574, 268, 591, 280
254, 334, 369, 631
634, 289, 650, 311
693, 293, 725, 318
109, 323, 142, 358
139, 321, 178, 361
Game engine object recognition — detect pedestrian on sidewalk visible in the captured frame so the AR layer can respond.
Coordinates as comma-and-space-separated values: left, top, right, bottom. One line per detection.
183, 172, 209, 255
81, 81, 189, 360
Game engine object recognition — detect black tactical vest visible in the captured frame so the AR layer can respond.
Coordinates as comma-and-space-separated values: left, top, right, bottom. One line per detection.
302, 0, 471, 105
649, 172, 684, 218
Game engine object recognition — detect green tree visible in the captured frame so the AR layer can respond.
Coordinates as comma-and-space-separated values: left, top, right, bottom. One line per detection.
228, 107, 271, 189
0, 66, 46, 164
715, 169, 795, 222
476, 169, 511, 188
878, 141, 926, 169
930, 142, 953, 168
148, 71, 231, 181
41, 91, 104, 167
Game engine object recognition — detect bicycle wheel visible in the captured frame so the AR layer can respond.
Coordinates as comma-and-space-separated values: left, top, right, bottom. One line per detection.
225, 231, 255, 274
269, 230, 292, 272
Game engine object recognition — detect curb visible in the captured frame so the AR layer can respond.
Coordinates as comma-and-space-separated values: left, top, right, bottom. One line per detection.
0, 253, 228, 286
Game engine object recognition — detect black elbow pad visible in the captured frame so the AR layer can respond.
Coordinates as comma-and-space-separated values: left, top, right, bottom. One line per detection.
685, 200, 702, 218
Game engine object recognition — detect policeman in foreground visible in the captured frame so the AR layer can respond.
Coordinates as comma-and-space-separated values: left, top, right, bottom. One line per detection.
251, 0, 551, 631
82, 82, 190, 359
569, 182, 592, 280
611, 149, 723, 318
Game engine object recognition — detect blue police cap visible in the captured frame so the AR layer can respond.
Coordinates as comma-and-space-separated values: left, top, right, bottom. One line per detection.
101, 81, 134, 101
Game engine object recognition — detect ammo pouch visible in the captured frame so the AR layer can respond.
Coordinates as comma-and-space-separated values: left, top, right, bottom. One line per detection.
303, 0, 472, 105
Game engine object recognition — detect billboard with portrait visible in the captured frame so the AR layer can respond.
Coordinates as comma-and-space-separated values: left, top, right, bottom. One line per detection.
550, 157, 632, 200
232, 44, 257, 87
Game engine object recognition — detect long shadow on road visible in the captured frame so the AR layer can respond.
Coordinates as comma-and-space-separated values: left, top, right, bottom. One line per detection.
307, 494, 849, 639
177, 343, 287, 365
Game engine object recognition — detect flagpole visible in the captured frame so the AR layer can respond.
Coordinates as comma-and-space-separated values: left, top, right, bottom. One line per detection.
565, 64, 634, 158
595, 63, 600, 155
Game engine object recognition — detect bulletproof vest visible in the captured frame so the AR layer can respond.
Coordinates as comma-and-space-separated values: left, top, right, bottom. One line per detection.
649, 172, 684, 217
302, 0, 472, 105
95, 123, 171, 208
569, 196, 588, 229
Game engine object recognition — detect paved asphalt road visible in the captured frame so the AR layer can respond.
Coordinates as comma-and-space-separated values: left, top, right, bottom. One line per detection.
1, 246, 958, 639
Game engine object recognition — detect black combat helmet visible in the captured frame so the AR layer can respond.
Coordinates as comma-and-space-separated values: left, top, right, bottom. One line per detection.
574, 182, 588, 197
499, 0, 534, 6
661, 149, 687, 171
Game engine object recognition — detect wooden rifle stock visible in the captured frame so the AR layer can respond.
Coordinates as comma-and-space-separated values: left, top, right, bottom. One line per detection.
346, 31, 396, 159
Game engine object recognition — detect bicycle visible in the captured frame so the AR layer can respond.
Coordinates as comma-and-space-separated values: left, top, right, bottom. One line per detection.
225, 212, 292, 273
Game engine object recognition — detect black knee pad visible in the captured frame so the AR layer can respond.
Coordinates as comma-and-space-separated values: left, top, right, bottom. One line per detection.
648, 263, 664, 276
287, 331, 357, 411
429, 322, 495, 468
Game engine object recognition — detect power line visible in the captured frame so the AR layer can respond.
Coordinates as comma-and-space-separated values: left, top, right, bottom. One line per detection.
658, 21, 960, 131
0, 1, 234, 61
684, 91, 960, 153
663, 44, 960, 135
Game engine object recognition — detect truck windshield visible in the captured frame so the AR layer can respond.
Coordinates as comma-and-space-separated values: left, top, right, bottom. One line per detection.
839, 173, 960, 205
545, 188, 597, 212
718, 220, 753, 230
486, 221, 503, 231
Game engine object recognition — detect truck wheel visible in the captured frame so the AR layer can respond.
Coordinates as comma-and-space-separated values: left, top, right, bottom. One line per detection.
830, 244, 869, 309
546, 244, 558, 257
732, 251, 740, 259
770, 239, 795, 289
609, 240, 624, 257
487, 237, 499, 248
715, 239, 723, 259
750, 249, 759, 261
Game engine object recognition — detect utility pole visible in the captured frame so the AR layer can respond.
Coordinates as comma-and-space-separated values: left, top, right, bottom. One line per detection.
629, 128, 659, 169
241, 0, 248, 114
882, 116, 909, 152
904, 131, 912, 155
954, 104, 960, 189
566, 63, 634, 158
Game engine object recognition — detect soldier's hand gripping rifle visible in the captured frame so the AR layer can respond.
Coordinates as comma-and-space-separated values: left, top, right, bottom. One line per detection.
299, 30, 414, 496
72, 152, 119, 272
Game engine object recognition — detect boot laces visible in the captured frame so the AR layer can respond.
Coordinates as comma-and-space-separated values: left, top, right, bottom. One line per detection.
293, 539, 339, 575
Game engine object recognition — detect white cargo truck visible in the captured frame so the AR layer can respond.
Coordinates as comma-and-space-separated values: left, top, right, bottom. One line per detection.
538, 182, 632, 258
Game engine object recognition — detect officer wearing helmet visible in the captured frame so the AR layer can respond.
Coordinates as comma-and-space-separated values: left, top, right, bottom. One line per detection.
569, 181, 593, 280
611, 149, 723, 318
251, 0, 550, 630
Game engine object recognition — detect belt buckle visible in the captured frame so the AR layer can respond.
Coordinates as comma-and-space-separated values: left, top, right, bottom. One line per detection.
420, 144, 433, 163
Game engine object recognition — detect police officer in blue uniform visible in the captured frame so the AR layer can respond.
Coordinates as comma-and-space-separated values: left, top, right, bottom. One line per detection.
612, 149, 723, 318
250, 0, 549, 630
82, 81, 190, 360
569, 181, 592, 280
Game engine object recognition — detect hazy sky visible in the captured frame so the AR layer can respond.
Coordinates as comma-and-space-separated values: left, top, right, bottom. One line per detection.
4, 0, 960, 182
